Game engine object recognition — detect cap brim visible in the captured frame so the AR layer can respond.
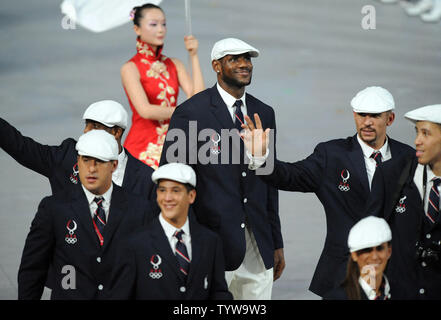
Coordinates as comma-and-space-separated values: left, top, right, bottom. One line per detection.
352, 107, 394, 114
77, 151, 116, 162
213, 49, 259, 61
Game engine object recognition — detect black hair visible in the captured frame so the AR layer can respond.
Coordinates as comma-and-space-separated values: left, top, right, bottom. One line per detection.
183, 183, 195, 193
84, 119, 125, 136
132, 3, 164, 26
157, 179, 195, 193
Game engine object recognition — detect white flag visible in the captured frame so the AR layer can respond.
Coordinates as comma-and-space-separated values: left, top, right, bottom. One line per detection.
61, 0, 163, 33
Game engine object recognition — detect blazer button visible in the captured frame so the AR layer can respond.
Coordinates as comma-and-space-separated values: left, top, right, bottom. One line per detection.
419, 288, 425, 294
180, 286, 186, 293
241, 223, 245, 229
243, 198, 248, 204
96, 257, 101, 263
421, 261, 427, 267
242, 171, 247, 177
426, 234, 431, 239
98, 284, 104, 291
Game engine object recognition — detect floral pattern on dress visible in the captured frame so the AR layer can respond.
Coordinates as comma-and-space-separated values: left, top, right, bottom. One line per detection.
139, 123, 169, 170
124, 37, 179, 170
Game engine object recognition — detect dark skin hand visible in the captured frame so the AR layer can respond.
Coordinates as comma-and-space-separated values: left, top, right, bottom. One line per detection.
274, 248, 285, 281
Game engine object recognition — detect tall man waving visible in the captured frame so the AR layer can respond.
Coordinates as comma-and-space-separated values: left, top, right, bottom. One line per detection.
160, 38, 284, 300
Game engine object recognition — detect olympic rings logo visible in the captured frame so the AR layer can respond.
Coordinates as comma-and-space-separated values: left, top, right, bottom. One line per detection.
65, 236, 77, 245
149, 271, 163, 279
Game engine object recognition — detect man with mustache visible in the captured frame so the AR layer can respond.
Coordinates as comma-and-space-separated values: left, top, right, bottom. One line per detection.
242, 86, 414, 297
160, 38, 284, 300
366, 104, 441, 299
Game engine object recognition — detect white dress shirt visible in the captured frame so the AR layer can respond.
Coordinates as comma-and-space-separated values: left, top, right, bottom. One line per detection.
81, 184, 113, 221
359, 275, 391, 300
159, 214, 192, 260
216, 82, 247, 123
356, 135, 391, 189
216, 83, 269, 168
413, 164, 441, 213
112, 148, 128, 186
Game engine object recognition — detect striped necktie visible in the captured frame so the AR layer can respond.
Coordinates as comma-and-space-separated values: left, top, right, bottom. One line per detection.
427, 178, 441, 224
174, 230, 190, 279
93, 197, 106, 246
234, 100, 244, 132
370, 151, 382, 167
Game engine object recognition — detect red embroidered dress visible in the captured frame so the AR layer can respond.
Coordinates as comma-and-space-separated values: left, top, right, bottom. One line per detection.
123, 38, 179, 170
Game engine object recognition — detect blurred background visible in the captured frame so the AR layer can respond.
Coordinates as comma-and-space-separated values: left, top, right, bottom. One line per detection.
0, 0, 440, 299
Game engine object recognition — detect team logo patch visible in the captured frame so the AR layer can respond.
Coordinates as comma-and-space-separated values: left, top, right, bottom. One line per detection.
338, 169, 351, 192
69, 163, 79, 184
65, 219, 78, 245
210, 133, 221, 155
149, 254, 163, 279
395, 195, 407, 214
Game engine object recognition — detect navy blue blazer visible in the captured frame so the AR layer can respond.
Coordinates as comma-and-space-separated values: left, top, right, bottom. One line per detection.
159, 85, 282, 271
107, 213, 233, 300
0, 117, 155, 200
367, 155, 441, 299
260, 134, 414, 297
17, 184, 155, 300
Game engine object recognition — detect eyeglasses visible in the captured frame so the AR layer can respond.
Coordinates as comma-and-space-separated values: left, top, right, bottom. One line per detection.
356, 244, 388, 255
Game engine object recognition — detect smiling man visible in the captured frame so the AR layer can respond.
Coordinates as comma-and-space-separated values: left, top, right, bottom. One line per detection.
159, 38, 284, 300
242, 86, 414, 297
107, 163, 232, 300
18, 130, 154, 299
367, 104, 441, 299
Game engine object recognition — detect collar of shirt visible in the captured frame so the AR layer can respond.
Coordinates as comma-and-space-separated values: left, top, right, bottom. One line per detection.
358, 275, 391, 300
357, 135, 391, 189
357, 134, 391, 161
81, 183, 113, 220
112, 148, 128, 187
413, 164, 441, 212
158, 214, 192, 260
216, 82, 247, 122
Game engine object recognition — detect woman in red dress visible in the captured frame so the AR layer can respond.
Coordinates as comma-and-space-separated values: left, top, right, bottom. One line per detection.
122, 3, 204, 169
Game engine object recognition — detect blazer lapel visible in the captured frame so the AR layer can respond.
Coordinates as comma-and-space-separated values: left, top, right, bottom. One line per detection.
70, 185, 101, 250
186, 212, 203, 285
102, 185, 127, 251
209, 85, 235, 130
122, 149, 138, 190
347, 135, 370, 195
149, 219, 183, 280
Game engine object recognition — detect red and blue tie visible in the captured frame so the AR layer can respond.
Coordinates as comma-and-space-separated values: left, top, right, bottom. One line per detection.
93, 197, 106, 246
174, 230, 190, 278
234, 100, 244, 132
370, 151, 382, 167
427, 178, 441, 224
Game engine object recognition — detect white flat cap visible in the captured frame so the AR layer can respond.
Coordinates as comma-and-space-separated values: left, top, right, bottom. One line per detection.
152, 163, 196, 187
82, 100, 128, 129
211, 38, 259, 61
76, 130, 119, 162
351, 86, 395, 113
404, 104, 441, 124
348, 216, 392, 253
